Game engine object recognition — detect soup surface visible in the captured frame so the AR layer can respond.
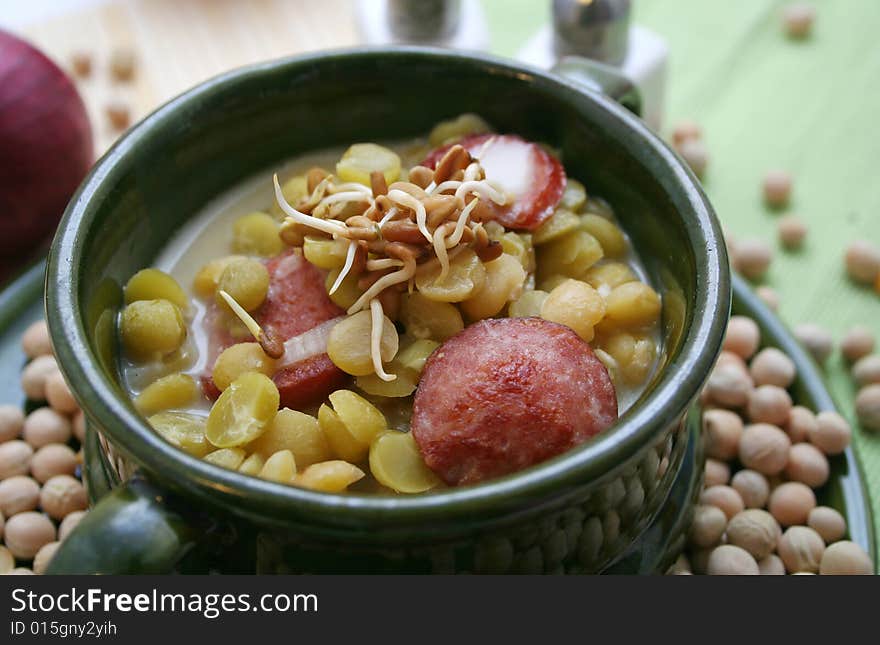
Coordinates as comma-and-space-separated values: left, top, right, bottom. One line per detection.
118, 114, 662, 494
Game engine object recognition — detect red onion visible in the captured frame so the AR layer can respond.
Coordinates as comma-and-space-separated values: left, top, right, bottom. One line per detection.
0, 30, 93, 257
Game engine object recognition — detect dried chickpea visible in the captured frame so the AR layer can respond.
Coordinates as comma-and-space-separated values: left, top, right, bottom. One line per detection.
755, 286, 780, 311
232, 212, 282, 257
679, 139, 708, 178
536, 230, 603, 280
461, 254, 526, 321
0, 405, 24, 442
580, 214, 627, 257
688, 504, 727, 548
0, 440, 34, 479
672, 120, 702, 147
216, 258, 269, 312
763, 170, 792, 208
807, 506, 847, 544
778, 215, 807, 249
109, 47, 136, 81
731, 469, 770, 509
704, 364, 754, 408
583, 261, 637, 293
749, 347, 796, 388
699, 485, 744, 521
193, 255, 246, 297
23, 408, 71, 449
30, 444, 78, 483
318, 403, 367, 463
203, 448, 247, 470
532, 209, 580, 245
794, 323, 834, 364
778, 526, 824, 573
33, 541, 60, 575
726, 509, 780, 559
735, 240, 773, 281
746, 385, 792, 426
706, 545, 759, 575
722, 316, 761, 359
296, 460, 365, 493
758, 554, 786, 575
601, 282, 661, 330
702, 408, 743, 461
853, 355, 880, 387
782, 2, 815, 38
258, 450, 296, 483
844, 240, 880, 285
508, 289, 549, 318
808, 411, 851, 455
21, 320, 52, 358
45, 371, 78, 415
105, 100, 130, 130
0, 545, 11, 573
327, 310, 398, 376
124, 268, 188, 310
855, 384, 880, 432
69, 51, 92, 77
4, 511, 56, 559
415, 248, 486, 303
40, 474, 87, 520
540, 279, 605, 342
819, 541, 873, 575
21, 355, 58, 400
121, 299, 186, 361
211, 343, 276, 391
786, 405, 817, 443
704, 459, 730, 487
785, 442, 829, 488
841, 327, 875, 363
72, 411, 86, 443
738, 423, 791, 475
135, 373, 199, 415
249, 408, 330, 469
768, 481, 816, 526
369, 431, 440, 494
206, 373, 279, 448
58, 510, 86, 541
0, 475, 40, 516
400, 292, 464, 341
148, 411, 211, 457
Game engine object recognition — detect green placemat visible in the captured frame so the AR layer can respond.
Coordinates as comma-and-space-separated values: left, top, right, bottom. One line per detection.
484, 0, 880, 538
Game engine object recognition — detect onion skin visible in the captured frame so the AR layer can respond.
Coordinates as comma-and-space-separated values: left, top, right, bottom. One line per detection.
0, 30, 93, 256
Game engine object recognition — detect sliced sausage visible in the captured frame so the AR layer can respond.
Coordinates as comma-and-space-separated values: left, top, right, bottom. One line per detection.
201, 250, 348, 408
422, 134, 566, 231
411, 317, 617, 486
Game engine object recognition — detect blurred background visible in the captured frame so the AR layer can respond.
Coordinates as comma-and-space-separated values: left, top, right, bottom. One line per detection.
1, 0, 878, 490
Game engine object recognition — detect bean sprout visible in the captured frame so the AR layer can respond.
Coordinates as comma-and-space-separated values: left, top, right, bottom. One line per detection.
370, 298, 396, 382
329, 240, 358, 295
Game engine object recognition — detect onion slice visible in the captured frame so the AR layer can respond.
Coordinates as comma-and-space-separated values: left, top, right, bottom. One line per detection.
275, 316, 345, 369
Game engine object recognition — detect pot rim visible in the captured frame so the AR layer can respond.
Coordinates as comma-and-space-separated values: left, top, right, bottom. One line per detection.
47, 46, 730, 527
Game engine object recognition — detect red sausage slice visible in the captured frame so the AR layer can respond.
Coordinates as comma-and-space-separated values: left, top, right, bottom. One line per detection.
411, 317, 618, 486
201, 250, 348, 409
422, 134, 566, 231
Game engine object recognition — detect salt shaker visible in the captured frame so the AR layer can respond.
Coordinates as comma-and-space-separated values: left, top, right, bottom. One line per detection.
517, 0, 668, 130
355, 0, 489, 51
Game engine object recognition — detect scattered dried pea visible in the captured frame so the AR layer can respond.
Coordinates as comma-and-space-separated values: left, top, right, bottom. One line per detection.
749, 347, 796, 388
0, 475, 40, 516
0, 440, 34, 479
21, 320, 52, 358
852, 354, 880, 387
844, 240, 880, 285
0, 405, 24, 443
4, 511, 56, 559
687, 504, 727, 548
706, 544, 759, 575
768, 482, 816, 527
819, 541, 873, 575
840, 327, 875, 363
31, 444, 78, 484
702, 408, 743, 461
678, 139, 708, 178
778, 526, 824, 573
726, 509, 780, 559
855, 384, 880, 432
778, 215, 807, 249
735, 240, 773, 281
808, 411, 851, 455
738, 423, 790, 475
21, 355, 58, 401
782, 3, 815, 38
762, 170, 792, 208
40, 475, 87, 520
23, 408, 71, 449
807, 506, 847, 544
722, 316, 761, 360
793, 323, 833, 364
730, 469, 770, 509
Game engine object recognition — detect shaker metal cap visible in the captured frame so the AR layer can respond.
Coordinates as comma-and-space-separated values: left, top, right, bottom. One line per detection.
553, 0, 632, 65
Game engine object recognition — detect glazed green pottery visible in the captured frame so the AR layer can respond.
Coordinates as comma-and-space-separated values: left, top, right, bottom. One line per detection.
45, 47, 729, 574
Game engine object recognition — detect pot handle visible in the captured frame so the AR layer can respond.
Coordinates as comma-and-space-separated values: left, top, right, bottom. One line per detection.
551, 56, 642, 117
46, 477, 197, 574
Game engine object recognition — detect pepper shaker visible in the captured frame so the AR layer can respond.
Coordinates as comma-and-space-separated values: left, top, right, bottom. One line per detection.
517, 0, 668, 130
355, 0, 489, 50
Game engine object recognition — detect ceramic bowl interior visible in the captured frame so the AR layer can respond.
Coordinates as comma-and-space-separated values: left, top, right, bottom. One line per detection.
48, 48, 728, 531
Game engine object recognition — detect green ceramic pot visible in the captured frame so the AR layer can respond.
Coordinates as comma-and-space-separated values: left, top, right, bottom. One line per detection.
45, 47, 729, 574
